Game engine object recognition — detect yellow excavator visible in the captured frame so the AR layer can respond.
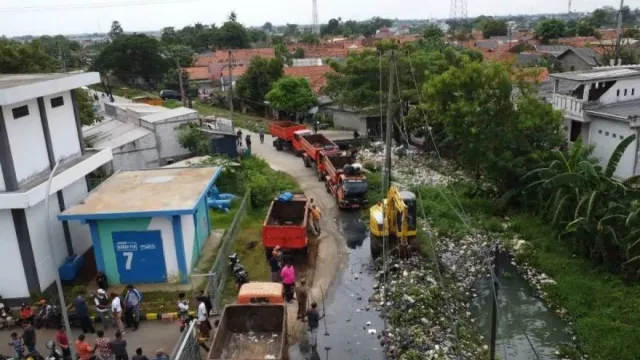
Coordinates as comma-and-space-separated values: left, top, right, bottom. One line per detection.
369, 186, 418, 257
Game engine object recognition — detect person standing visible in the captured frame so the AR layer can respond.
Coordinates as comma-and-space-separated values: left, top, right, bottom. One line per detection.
177, 293, 190, 333
55, 325, 71, 359
132, 348, 149, 360
74, 294, 95, 334
295, 279, 308, 320
310, 204, 322, 236
196, 298, 211, 339
196, 290, 212, 317
124, 285, 141, 331
21, 321, 36, 354
236, 129, 243, 147
74, 334, 94, 360
245, 135, 252, 151
110, 293, 124, 334
280, 260, 296, 303
305, 302, 324, 349
109, 331, 128, 360
94, 330, 112, 360
259, 129, 265, 144
9, 332, 24, 359
269, 254, 281, 282
94, 289, 111, 330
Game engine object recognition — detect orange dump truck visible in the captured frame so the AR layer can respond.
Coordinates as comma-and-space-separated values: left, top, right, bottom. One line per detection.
262, 193, 310, 258
292, 132, 341, 173
321, 154, 368, 209
270, 121, 307, 151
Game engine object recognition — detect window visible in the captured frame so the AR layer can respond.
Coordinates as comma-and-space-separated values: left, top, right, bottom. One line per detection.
633, 89, 636, 96
624, 89, 628, 96
570, 66, 575, 71
605, 132, 610, 136
598, 129, 603, 134
617, 89, 620, 96
620, 135, 625, 139
50, 96, 64, 108
12, 105, 29, 119
612, 133, 617, 138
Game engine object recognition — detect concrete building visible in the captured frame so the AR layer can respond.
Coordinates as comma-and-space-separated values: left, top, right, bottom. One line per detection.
86, 103, 199, 171
0, 73, 113, 302
551, 65, 640, 179
58, 167, 221, 285
556, 48, 603, 71
325, 106, 381, 137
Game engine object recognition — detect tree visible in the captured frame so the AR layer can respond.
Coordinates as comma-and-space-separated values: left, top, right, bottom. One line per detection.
0, 39, 58, 73
522, 136, 640, 274
161, 27, 181, 45
164, 44, 194, 67
266, 77, 317, 112
76, 89, 102, 126
479, 18, 508, 39
566, 20, 597, 37
623, 28, 640, 40
92, 34, 168, 86
274, 43, 293, 66
228, 11, 237, 22
284, 24, 300, 37
218, 15, 250, 49
262, 22, 273, 32
535, 19, 567, 43
32, 35, 86, 70
177, 122, 210, 156
322, 18, 342, 36
293, 48, 305, 59
423, 25, 444, 40
249, 29, 267, 43
300, 32, 320, 45
108, 21, 124, 40
235, 57, 284, 104
168, 23, 218, 53
423, 59, 564, 188
589, 7, 617, 27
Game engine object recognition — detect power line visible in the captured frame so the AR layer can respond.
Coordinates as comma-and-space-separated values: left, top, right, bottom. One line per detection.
0, 0, 202, 13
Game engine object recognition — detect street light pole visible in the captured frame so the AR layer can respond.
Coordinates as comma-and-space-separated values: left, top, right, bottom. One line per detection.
44, 162, 77, 360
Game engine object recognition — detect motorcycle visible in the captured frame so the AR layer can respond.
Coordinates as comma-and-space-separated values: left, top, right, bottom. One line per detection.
45, 340, 65, 360
228, 253, 249, 288
34, 306, 61, 330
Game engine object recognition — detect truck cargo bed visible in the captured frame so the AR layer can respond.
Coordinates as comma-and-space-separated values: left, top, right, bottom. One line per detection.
301, 134, 334, 148
272, 121, 300, 128
220, 332, 281, 359
327, 155, 352, 171
266, 199, 307, 226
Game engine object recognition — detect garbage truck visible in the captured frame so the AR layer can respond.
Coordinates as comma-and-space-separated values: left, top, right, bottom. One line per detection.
321, 154, 368, 209
270, 121, 307, 151
262, 193, 311, 259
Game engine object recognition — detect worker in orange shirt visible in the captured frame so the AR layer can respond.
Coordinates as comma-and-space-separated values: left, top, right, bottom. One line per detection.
310, 204, 322, 236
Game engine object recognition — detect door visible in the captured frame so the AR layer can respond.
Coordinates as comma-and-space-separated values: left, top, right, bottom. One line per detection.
113, 230, 167, 284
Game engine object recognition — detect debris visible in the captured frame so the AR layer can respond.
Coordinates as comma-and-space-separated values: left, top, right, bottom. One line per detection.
368, 329, 377, 335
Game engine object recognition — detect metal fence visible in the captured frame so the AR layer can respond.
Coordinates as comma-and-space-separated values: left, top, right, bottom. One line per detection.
170, 319, 200, 360
190, 192, 251, 315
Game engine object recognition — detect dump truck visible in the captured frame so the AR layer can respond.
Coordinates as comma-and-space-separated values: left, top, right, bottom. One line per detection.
270, 121, 308, 151
208, 303, 288, 360
292, 132, 341, 171
262, 193, 310, 259
321, 154, 368, 209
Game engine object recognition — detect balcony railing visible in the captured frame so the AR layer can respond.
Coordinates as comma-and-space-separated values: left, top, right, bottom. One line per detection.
553, 94, 584, 120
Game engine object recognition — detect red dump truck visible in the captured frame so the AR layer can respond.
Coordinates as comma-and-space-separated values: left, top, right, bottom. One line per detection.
270, 121, 307, 151
262, 193, 310, 258
321, 154, 369, 209
292, 132, 341, 172
208, 303, 288, 360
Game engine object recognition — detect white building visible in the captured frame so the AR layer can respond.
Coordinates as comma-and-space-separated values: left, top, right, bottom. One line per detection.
0, 73, 113, 303
551, 65, 640, 179
85, 103, 198, 171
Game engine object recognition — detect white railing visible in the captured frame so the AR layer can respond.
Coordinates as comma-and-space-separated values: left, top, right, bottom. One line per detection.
553, 94, 584, 119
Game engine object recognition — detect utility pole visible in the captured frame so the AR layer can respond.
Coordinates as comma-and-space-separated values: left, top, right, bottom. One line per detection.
615, 0, 624, 63
59, 42, 66, 72
489, 243, 499, 360
227, 49, 234, 120
176, 59, 186, 107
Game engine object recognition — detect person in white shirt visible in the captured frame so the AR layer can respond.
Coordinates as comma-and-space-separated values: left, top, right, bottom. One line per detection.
110, 292, 125, 334
177, 293, 190, 333
196, 298, 211, 338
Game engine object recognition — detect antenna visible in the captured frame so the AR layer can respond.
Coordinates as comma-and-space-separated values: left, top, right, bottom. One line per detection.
312, 0, 320, 35
449, 0, 467, 31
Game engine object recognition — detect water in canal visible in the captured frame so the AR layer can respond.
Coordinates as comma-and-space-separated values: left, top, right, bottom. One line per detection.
291, 211, 385, 360
470, 257, 573, 360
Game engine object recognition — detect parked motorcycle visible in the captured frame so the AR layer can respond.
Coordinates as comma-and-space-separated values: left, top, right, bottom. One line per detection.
34, 305, 61, 330
228, 253, 249, 288
45, 340, 65, 360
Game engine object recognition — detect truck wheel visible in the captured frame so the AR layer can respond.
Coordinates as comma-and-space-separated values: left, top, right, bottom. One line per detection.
275, 144, 283, 151
370, 236, 382, 258
325, 181, 330, 193
303, 157, 310, 168
318, 172, 324, 182
295, 150, 303, 157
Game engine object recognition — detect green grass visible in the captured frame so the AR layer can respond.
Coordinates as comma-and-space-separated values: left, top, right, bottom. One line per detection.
209, 201, 240, 230
193, 101, 270, 133
163, 99, 182, 109
420, 182, 640, 360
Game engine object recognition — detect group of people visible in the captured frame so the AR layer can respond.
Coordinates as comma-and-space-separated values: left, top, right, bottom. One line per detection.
74, 285, 143, 336
176, 290, 214, 352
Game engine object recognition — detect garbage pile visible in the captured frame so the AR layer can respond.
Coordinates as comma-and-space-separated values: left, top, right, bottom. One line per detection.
358, 143, 458, 189
372, 255, 488, 360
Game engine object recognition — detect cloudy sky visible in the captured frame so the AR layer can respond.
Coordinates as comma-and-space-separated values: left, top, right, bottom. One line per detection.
0, 0, 620, 37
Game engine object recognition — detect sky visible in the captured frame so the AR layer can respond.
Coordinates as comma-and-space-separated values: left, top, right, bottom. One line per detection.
0, 0, 623, 37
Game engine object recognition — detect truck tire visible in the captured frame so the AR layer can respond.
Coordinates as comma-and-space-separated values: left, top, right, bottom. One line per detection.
295, 150, 303, 157
275, 143, 283, 151
325, 181, 331, 193
370, 236, 382, 258
318, 171, 324, 182
303, 157, 311, 168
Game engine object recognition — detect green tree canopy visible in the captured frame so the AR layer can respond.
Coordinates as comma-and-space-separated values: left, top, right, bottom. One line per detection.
478, 18, 508, 39
218, 14, 251, 49
92, 34, 168, 86
235, 57, 284, 104
300, 32, 320, 45
0, 39, 58, 73
535, 19, 567, 43
423, 25, 444, 40
565, 20, 597, 37
109, 21, 124, 40
266, 77, 317, 112
31, 35, 86, 70
262, 22, 273, 32
163, 44, 194, 67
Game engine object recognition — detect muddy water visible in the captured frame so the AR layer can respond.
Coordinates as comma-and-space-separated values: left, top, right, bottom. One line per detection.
470, 259, 573, 360
290, 211, 385, 360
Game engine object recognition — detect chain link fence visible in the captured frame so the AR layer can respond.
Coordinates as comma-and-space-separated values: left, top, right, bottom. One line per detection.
170, 319, 200, 360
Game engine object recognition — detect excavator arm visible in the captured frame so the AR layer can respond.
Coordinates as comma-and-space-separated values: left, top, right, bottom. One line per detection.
385, 187, 412, 247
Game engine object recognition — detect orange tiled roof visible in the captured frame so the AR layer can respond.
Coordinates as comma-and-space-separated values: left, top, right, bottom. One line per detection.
513, 67, 549, 83
215, 48, 275, 62
284, 65, 335, 94
183, 66, 211, 81
194, 55, 216, 67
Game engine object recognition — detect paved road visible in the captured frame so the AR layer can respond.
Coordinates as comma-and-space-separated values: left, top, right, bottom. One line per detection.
0, 321, 179, 358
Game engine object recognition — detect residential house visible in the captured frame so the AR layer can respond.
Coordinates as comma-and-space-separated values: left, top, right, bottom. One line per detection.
89, 103, 199, 171
0, 73, 113, 303
284, 65, 334, 94
551, 65, 640, 179
183, 66, 214, 92
220, 67, 248, 92
325, 105, 381, 136
534, 45, 573, 57
556, 48, 603, 71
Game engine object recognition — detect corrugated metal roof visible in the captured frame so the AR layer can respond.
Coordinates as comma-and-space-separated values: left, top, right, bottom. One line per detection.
83, 119, 152, 149
585, 100, 640, 119
551, 68, 640, 82
140, 107, 198, 123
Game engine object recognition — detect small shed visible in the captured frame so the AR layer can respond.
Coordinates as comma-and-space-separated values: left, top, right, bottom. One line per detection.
58, 167, 221, 285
